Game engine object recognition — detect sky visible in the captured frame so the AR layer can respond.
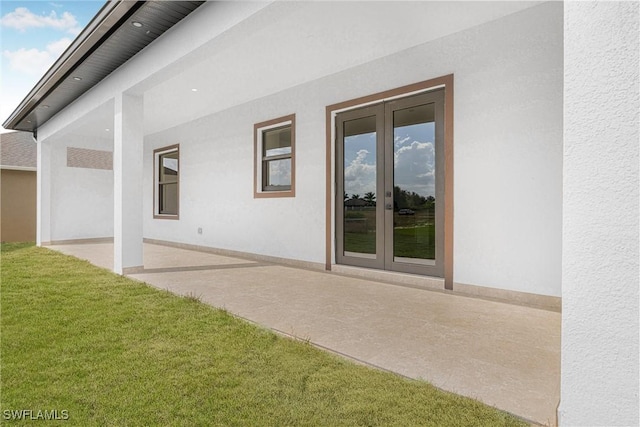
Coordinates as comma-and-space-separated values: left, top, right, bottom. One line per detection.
1, 0, 104, 133
344, 122, 436, 199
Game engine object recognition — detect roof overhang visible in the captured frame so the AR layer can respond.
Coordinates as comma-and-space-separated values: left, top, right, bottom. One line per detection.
2, 0, 204, 134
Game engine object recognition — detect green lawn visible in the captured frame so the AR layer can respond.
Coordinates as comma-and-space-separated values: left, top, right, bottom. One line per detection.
1, 243, 525, 426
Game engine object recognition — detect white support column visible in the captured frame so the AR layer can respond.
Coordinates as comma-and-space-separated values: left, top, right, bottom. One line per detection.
113, 92, 144, 274
36, 138, 51, 246
560, 1, 639, 425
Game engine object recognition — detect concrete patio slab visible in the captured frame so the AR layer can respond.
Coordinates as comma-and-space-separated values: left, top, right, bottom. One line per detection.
49, 242, 560, 425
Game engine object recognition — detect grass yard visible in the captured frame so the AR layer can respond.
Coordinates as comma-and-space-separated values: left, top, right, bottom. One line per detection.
1, 243, 525, 426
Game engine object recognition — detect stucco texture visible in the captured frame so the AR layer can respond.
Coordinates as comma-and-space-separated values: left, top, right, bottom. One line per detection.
144, 2, 563, 298
560, 1, 639, 425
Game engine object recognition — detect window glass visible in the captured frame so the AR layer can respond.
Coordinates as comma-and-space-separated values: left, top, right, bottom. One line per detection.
263, 126, 291, 157
265, 158, 291, 187
156, 147, 179, 217
254, 115, 295, 197
342, 115, 377, 256
160, 152, 178, 183
159, 181, 178, 215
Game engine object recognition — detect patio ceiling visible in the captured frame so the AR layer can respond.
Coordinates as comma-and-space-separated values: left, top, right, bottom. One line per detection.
141, 0, 542, 136
6, 1, 543, 140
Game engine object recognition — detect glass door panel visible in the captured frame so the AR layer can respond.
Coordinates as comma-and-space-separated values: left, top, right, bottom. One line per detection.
336, 104, 384, 269
336, 89, 444, 276
392, 103, 436, 266
343, 115, 377, 258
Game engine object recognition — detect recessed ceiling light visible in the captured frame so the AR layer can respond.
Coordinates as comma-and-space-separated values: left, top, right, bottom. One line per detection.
191, 88, 198, 92
42, 105, 50, 108
26, 120, 32, 123
132, 21, 143, 28
105, 128, 110, 132
73, 76, 82, 81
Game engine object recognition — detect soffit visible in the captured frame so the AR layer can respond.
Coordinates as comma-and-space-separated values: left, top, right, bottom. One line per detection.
3, 1, 204, 134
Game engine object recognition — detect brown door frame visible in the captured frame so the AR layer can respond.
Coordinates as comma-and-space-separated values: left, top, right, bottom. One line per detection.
325, 74, 454, 290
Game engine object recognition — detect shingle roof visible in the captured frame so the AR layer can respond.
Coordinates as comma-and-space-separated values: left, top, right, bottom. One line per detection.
0, 131, 37, 169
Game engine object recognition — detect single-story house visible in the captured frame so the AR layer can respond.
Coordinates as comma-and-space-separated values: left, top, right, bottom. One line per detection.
3, 1, 638, 425
0, 131, 37, 242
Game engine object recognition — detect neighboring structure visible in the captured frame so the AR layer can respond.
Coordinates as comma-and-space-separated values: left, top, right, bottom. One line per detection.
0, 131, 37, 242
2, 1, 638, 425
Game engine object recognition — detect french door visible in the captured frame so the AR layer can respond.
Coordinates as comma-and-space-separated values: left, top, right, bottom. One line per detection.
336, 89, 445, 277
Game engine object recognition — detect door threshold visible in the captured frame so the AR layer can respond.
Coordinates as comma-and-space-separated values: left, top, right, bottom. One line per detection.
331, 264, 444, 291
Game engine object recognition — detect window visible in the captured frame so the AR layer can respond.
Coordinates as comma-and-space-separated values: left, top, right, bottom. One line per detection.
254, 114, 295, 198
154, 144, 179, 218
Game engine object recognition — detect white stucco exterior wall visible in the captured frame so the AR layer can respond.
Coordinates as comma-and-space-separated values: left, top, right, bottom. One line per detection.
49, 133, 113, 241
35, 2, 563, 298
560, 2, 639, 425
36, 139, 51, 245
145, 2, 563, 296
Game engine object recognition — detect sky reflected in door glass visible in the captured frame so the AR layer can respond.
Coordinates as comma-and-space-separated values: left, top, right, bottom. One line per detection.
393, 123, 435, 197
343, 132, 376, 198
